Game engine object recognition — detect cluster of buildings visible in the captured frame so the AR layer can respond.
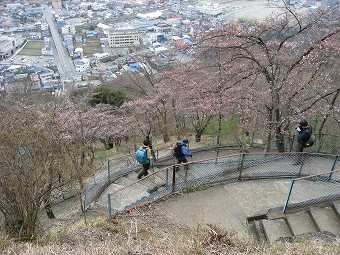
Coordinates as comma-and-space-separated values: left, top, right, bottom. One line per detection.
0, 0, 336, 97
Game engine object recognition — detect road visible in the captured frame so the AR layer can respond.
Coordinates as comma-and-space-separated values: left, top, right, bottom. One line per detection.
43, 6, 76, 82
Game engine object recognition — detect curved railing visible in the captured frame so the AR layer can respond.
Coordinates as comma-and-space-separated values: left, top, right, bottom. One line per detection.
283, 167, 340, 213
79, 134, 339, 212
105, 151, 339, 219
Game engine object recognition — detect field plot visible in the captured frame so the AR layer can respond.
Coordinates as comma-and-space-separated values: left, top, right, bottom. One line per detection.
83, 38, 102, 57
19, 40, 44, 56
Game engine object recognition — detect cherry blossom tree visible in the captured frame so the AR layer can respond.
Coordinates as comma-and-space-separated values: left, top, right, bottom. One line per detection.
0, 101, 73, 239
195, 5, 339, 151
56, 95, 132, 189
111, 55, 175, 142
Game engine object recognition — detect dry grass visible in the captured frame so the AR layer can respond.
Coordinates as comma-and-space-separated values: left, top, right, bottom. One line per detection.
1, 202, 339, 255
19, 40, 44, 56
1, 136, 339, 254
83, 39, 102, 57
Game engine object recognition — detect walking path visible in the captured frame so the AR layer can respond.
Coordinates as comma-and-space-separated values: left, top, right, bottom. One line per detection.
153, 179, 291, 234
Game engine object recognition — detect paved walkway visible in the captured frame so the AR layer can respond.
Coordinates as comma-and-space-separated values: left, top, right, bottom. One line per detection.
153, 179, 292, 234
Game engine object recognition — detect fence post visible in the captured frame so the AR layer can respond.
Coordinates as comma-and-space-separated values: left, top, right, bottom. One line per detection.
80, 192, 85, 212
297, 153, 307, 177
289, 135, 296, 152
215, 148, 220, 164
172, 165, 176, 192
81, 191, 87, 225
166, 167, 169, 187
107, 160, 111, 180
92, 174, 96, 185
317, 133, 322, 153
283, 179, 295, 213
238, 153, 245, 180
108, 193, 112, 220
329, 155, 339, 178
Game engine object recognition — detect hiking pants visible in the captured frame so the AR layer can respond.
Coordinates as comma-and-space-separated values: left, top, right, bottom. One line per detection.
176, 158, 188, 171
138, 162, 150, 179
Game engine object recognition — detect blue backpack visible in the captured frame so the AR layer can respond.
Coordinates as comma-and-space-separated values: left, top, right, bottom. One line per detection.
135, 148, 149, 165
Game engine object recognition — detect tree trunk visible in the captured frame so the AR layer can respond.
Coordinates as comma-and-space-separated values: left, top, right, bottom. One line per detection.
195, 130, 203, 142
44, 199, 56, 219
318, 89, 339, 134
162, 114, 170, 142
43, 179, 56, 219
265, 106, 273, 152
274, 108, 285, 152
161, 105, 170, 143
216, 113, 223, 145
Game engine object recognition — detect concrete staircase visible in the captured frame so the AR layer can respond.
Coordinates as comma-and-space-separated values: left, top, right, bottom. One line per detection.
96, 166, 173, 211
247, 200, 340, 244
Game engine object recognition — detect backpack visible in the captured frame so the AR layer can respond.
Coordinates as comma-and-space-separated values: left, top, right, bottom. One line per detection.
304, 134, 315, 147
135, 148, 149, 165
173, 142, 184, 158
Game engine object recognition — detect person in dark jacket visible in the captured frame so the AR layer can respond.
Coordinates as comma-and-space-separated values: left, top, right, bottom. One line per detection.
175, 138, 192, 171
294, 119, 312, 165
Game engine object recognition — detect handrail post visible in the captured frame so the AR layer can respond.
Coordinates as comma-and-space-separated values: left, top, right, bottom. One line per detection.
215, 148, 220, 164
289, 135, 295, 152
107, 160, 111, 180
92, 174, 96, 185
317, 133, 322, 153
165, 167, 169, 187
108, 193, 112, 220
238, 153, 245, 180
329, 155, 339, 178
172, 165, 176, 192
297, 153, 307, 177
283, 179, 295, 213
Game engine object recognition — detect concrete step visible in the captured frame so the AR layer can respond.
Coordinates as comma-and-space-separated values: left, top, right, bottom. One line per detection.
247, 221, 259, 243
124, 169, 168, 190
310, 206, 340, 237
254, 220, 266, 243
97, 182, 149, 212
115, 176, 149, 193
286, 211, 318, 236
262, 218, 293, 244
332, 201, 340, 219
96, 183, 125, 207
142, 174, 167, 191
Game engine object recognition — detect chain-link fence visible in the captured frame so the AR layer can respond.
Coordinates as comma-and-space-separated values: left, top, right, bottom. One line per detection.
79, 134, 339, 212
283, 167, 340, 213
288, 134, 340, 154
106, 152, 339, 219
80, 144, 239, 210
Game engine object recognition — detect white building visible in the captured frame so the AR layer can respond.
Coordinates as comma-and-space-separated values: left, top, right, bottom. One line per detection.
196, 3, 224, 16
62, 25, 76, 35
136, 11, 163, 20
0, 35, 24, 60
108, 29, 140, 48
74, 58, 90, 72
93, 52, 110, 60
41, 22, 49, 30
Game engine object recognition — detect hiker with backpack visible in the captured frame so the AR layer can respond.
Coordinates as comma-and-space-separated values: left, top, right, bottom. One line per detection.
136, 139, 153, 179
173, 138, 192, 171
293, 119, 313, 165
144, 135, 156, 162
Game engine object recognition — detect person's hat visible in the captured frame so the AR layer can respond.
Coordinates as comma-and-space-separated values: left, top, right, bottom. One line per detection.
183, 138, 189, 144
299, 119, 308, 127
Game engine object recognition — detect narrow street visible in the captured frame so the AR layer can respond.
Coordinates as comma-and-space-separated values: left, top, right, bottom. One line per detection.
43, 5, 76, 82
